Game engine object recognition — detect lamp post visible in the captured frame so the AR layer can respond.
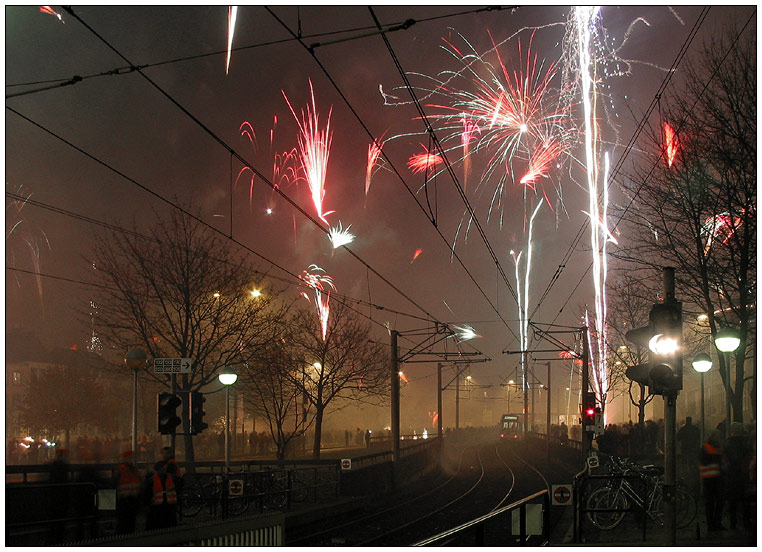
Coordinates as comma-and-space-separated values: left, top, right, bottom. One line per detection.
218, 366, 238, 472
714, 327, 740, 440
692, 352, 712, 445
125, 349, 147, 455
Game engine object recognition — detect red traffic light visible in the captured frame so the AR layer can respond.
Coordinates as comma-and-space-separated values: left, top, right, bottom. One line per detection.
585, 407, 595, 417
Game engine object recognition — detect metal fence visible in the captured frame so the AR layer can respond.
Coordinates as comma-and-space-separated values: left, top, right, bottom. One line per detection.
412, 489, 551, 546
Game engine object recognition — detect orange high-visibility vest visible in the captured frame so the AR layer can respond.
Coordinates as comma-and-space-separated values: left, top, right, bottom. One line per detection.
118, 464, 141, 497
151, 474, 177, 505
699, 443, 721, 479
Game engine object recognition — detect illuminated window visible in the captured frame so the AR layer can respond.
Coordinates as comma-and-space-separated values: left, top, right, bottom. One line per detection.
12, 371, 22, 385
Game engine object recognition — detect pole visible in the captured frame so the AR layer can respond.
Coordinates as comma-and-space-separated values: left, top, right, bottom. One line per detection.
664, 393, 677, 545
531, 370, 535, 431
455, 370, 460, 430
546, 362, 551, 460
724, 352, 731, 441
170, 374, 177, 456
523, 351, 529, 437
437, 363, 443, 441
661, 267, 677, 545
131, 368, 138, 454
581, 327, 591, 461
225, 386, 230, 472
700, 372, 705, 445
391, 330, 400, 464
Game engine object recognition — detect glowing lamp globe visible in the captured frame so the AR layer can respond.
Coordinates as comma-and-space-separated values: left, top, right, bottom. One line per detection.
692, 353, 712, 373
218, 366, 238, 386
714, 328, 740, 353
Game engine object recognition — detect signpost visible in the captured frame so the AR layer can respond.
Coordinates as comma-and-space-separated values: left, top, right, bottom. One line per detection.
551, 484, 573, 506
340, 459, 352, 470
228, 479, 243, 496
153, 358, 193, 374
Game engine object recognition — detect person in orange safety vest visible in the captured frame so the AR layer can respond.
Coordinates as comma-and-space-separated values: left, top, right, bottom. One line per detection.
699, 430, 725, 531
115, 450, 142, 534
143, 460, 178, 530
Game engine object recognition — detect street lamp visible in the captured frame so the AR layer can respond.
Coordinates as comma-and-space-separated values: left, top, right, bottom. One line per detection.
692, 352, 712, 445
218, 366, 238, 472
714, 327, 740, 440
125, 349, 147, 455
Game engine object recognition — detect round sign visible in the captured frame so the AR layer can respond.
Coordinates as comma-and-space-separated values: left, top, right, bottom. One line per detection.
341, 458, 351, 470
552, 485, 572, 505
229, 479, 243, 496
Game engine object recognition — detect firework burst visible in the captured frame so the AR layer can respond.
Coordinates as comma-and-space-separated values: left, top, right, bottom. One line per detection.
284, 80, 334, 225
299, 264, 336, 341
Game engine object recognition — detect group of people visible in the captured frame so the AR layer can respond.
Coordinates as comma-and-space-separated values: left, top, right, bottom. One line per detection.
695, 421, 755, 532
115, 446, 184, 533
46, 445, 184, 542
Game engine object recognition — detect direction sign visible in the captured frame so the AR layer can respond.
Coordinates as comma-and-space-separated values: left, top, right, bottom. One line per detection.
228, 479, 243, 496
153, 358, 193, 374
340, 458, 352, 470
551, 484, 573, 506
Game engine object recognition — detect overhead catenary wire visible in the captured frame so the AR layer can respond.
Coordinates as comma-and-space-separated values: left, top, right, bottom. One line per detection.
54, 6, 445, 329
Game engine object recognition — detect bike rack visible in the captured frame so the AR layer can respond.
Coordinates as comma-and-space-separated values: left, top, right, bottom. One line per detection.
574, 473, 649, 543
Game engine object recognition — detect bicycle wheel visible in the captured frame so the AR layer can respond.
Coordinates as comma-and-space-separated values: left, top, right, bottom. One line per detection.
227, 494, 249, 516
586, 487, 628, 530
652, 486, 697, 528
180, 488, 204, 517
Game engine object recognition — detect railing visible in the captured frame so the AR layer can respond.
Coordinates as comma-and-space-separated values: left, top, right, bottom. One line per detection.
63, 511, 285, 546
412, 490, 550, 546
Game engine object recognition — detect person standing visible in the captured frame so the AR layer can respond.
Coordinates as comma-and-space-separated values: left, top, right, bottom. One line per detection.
677, 417, 701, 493
115, 450, 142, 534
144, 461, 178, 530
700, 430, 725, 531
724, 422, 752, 531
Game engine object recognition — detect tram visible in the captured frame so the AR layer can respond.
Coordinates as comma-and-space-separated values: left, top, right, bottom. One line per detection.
499, 413, 524, 439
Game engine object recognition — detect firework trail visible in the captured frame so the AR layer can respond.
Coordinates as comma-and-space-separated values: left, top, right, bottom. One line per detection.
284, 80, 334, 225
299, 264, 336, 341
510, 201, 543, 398
572, 7, 611, 408
702, 211, 743, 254
663, 121, 679, 167
328, 221, 355, 249
365, 131, 387, 198
6, 184, 50, 307
40, 6, 64, 23
410, 248, 423, 263
226, 6, 238, 74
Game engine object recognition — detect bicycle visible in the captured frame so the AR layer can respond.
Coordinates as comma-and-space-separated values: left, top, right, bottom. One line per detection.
179, 473, 249, 517
586, 457, 696, 530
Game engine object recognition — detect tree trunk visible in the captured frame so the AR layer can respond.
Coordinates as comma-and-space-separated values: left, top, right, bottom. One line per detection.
732, 342, 746, 423
312, 407, 324, 459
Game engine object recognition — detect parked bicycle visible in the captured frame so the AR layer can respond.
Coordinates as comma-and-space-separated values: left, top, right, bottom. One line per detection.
586, 457, 696, 530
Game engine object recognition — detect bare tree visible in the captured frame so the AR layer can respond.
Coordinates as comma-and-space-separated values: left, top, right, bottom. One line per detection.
89, 208, 289, 462
239, 329, 316, 461
614, 26, 756, 425
288, 300, 388, 458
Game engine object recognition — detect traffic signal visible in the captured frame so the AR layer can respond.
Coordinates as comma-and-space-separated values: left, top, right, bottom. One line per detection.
190, 390, 208, 434
157, 393, 182, 434
582, 391, 596, 431
648, 301, 683, 393
625, 300, 683, 395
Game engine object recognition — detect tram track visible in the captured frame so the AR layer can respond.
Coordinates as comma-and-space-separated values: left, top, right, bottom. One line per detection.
286, 437, 553, 546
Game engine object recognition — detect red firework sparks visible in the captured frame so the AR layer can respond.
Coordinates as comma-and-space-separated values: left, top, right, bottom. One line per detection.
283, 80, 334, 225
365, 131, 387, 196
408, 147, 443, 174
40, 6, 64, 23
664, 121, 679, 167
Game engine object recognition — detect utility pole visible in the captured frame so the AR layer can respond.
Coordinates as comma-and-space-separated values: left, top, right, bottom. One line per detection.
391, 330, 400, 464
523, 350, 529, 437
581, 327, 591, 461
546, 362, 551, 461
437, 363, 443, 440
662, 267, 678, 546
455, 371, 460, 430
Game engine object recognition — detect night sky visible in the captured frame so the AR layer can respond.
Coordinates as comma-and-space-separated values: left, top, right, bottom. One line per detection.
5, 5, 755, 429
